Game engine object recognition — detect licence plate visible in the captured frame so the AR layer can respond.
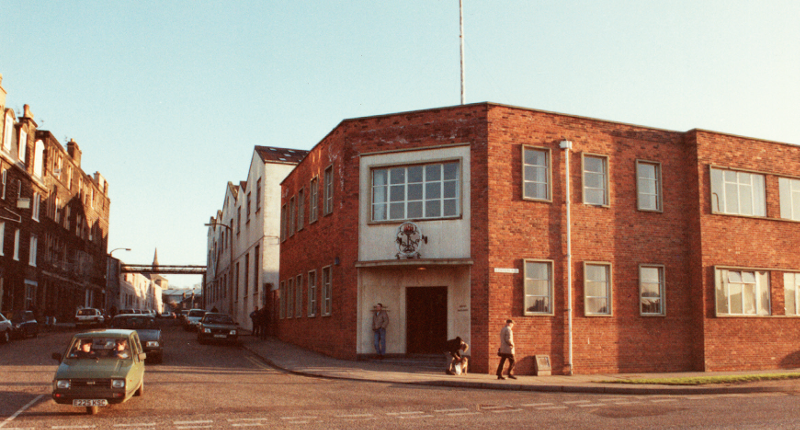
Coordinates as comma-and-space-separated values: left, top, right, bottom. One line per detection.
214, 334, 227, 338
73, 399, 108, 407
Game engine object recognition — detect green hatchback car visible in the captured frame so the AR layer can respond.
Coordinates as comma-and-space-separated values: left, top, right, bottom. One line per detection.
51, 329, 146, 414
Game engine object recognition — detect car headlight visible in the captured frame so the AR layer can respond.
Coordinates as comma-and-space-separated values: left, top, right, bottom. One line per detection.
111, 379, 125, 389
14, 324, 21, 330
203, 328, 211, 333
56, 380, 71, 389
230, 330, 237, 335
146, 341, 159, 347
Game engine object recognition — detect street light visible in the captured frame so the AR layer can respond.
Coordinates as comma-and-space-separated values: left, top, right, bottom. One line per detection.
205, 221, 233, 314
109, 247, 131, 256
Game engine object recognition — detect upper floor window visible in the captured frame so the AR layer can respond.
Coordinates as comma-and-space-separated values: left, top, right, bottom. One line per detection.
371, 161, 460, 222
584, 262, 612, 316
13, 229, 20, 261
779, 177, 800, 221
309, 177, 319, 223
524, 260, 553, 315
246, 192, 251, 221
710, 168, 765, 217
1, 168, 6, 200
237, 207, 242, 233
640, 265, 665, 316
256, 178, 262, 212
18, 130, 27, 164
28, 234, 37, 267
636, 160, 662, 212
715, 268, 770, 316
522, 147, 551, 201
0, 221, 4, 256
297, 187, 305, 231
783, 273, 800, 316
33, 140, 45, 178
280, 203, 287, 242
32, 193, 40, 222
2, 114, 13, 152
288, 196, 296, 237
323, 165, 334, 216
583, 154, 609, 206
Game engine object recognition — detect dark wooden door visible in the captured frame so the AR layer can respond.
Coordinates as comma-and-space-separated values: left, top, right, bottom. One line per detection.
406, 287, 448, 354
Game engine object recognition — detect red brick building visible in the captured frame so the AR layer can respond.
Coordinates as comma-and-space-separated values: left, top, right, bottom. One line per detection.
277, 102, 800, 375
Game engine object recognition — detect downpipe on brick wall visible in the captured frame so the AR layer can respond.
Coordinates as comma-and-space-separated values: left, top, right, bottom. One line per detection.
560, 140, 574, 376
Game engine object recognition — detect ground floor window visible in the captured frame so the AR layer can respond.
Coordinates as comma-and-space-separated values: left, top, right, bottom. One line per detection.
783, 272, 800, 316
524, 260, 552, 315
584, 262, 612, 315
321, 266, 332, 316
639, 265, 665, 316
715, 268, 770, 316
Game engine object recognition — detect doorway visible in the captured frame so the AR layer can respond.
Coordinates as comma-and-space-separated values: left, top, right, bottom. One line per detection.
406, 286, 448, 354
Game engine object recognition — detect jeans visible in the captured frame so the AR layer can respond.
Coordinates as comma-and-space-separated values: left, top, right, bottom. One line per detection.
373, 328, 386, 356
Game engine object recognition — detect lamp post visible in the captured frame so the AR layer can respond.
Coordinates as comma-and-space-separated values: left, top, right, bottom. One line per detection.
205, 221, 233, 314
109, 247, 131, 257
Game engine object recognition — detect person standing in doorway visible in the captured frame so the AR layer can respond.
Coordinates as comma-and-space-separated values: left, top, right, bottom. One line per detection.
372, 303, 389, 359
496, 319, 517, 380
250, 306, 260, 337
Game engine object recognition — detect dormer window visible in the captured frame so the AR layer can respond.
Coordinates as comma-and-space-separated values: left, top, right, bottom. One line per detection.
2, 114, 12, 152
18, 130, 27, 164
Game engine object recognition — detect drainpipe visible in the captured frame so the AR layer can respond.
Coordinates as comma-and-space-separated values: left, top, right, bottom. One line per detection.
559, 140, 574, 376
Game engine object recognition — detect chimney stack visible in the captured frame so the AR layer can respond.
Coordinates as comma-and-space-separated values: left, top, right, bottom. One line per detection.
67, 138, 81, 168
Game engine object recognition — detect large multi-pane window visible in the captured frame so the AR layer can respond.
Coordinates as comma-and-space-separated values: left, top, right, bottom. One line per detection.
583, 154, 609, 206
297, 188, 305, 231
309, 177, 319, 223
584, 262, 612, 315
524, 260, 552, 315
522, 147, 550, 201
779, 177, 800, 221
29, 234, 37, 267
371, 161, 460, 222
295, 274, 303, 318
308, 270, 317, 317
783, 273, 800, 316
710, 168, 766, 217
2, 114, 12, 152
0, 221, 4, 256
639, 265, 665, 316
321, 266, 332, 316
636, 161, 662, 211
323, 166, 334, 215
715, 268, 770, 316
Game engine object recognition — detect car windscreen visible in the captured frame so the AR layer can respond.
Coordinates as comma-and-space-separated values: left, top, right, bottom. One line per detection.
77, 309, 96, 316
188, 310, 207, 317
67, 337, 131, 359
203, 314, 234, 324
111, 317, 157, 329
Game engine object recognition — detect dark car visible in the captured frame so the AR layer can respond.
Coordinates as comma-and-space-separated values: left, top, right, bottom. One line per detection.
197, 313, 239, 345
109, 314, 163, 363
9, 310, 38, 339
0, 312, 12, 343
51, 329, 146, 415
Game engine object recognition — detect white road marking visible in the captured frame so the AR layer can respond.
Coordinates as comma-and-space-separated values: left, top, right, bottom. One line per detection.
537, 406, 568, 410
334, 414, 372, 418
491, 408, 523, 414
0, 395, 45, 430
398, 415, 434, 419
281, 416, 318, 420
563, 400, 591, 404
386, 411, 424, 416
446, 412, 482, 417
651, 399, 678, 403
614, 401, 643, 405
577, 403, 607, 408
173, 421, 213, 425
521, 402, 554, 407
113, 424, 156, 427
434, 408, 470, 413
231, 424, 267, 428
480, 405, 512, 410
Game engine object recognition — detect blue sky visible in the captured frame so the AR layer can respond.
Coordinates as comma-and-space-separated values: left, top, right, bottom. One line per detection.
2, 1, 798, 287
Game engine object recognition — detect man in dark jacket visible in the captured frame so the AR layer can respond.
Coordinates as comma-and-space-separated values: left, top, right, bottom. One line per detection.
444, 336, 469, 375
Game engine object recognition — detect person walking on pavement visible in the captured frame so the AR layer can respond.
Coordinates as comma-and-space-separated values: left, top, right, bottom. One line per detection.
372, 303, 389, 359
496, 319, 517, 380
250, 306, 260, 337
444, 336, 469, 375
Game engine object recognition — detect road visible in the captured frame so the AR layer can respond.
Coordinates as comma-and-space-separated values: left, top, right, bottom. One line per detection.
1, 321, 799, 429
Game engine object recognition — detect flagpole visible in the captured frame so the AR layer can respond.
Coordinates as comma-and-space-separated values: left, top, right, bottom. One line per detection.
459, 0, 465, 105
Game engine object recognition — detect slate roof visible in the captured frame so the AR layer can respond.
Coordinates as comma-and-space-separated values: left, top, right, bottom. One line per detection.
255, 145, 308, 164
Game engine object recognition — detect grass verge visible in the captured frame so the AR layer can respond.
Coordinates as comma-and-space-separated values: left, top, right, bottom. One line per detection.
601, 373, 800, 385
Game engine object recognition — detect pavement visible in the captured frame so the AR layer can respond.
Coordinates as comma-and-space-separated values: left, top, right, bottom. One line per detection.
239, 333, 800, 395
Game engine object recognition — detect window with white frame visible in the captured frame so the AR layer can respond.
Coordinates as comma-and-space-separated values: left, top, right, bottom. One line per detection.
279, 281, 285, 319
34, 140, 44, 178
295, 274, 303, 318
524, 260, 553, 315
1, 168, 6, 200
310, 177, 319, 223
13, 229, 20, 261
710, 168, 766, 217
54, 197, 61, 223
2, 114, 12, 152
371, 161, 460, 222
28, 234, 37, 266
715, 268, 770, 316
584, 262, 612, 315
783, 273, 800, 316
323, 166, 334, 215
308, 270, 317, 317
18, 130, 27, 164
297, 187, 304, 231
639, 265, 665, 315
778, 178, 800, 221
32, 193, 40, 221
286, 277, 294, 318
583, 154, 609, 206
636, 160, 662, 211
321, 266, 332, 316
522, 147, 551, 201
0, 221, 4, 256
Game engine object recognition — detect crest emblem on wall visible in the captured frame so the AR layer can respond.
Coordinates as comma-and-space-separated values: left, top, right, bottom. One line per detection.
395, 222, 427, 259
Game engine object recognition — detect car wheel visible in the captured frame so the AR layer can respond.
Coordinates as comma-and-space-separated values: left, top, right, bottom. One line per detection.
135, 380, 144, 397
86, 406, 99, 415
1, 331, 9, 343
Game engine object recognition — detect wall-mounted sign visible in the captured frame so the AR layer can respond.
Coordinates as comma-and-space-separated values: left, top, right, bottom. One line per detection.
493, 268, 519, 274
395, 222, 427, 259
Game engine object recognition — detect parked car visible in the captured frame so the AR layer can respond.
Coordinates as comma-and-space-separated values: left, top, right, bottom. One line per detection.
196, 313, 239, 345
117, 309, 141, 315
51, 329, 146, 415
0, 312, 12, 343
109, 314, 163, 363
75, 308, 105, 328
183, 309, 207, 331
9, 310, 38, 339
